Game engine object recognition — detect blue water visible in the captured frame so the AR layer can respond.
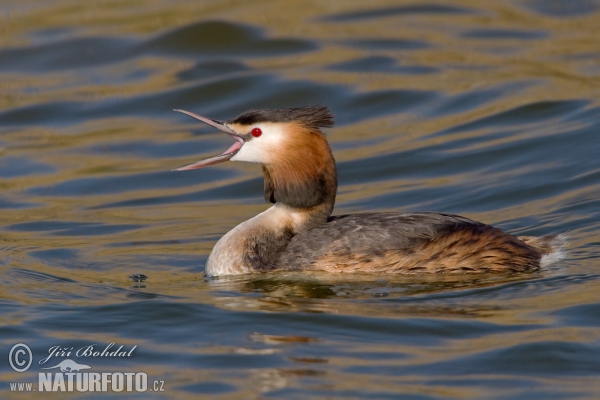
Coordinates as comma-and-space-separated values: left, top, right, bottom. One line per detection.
1, 1, 599, 398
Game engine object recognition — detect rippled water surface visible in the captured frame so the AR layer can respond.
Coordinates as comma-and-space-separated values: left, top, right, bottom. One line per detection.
1, 0, 600, 398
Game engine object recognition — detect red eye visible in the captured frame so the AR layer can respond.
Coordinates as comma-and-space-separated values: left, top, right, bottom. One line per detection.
251, 127, 262, 138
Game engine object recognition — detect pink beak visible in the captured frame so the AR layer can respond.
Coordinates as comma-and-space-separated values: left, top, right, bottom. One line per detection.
172, 109, 245, 171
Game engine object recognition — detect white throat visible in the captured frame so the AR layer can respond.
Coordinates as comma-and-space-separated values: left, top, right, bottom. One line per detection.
205, 204, 309, 276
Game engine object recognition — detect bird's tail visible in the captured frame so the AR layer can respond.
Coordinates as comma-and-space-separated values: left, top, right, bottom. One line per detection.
518, 233, 568, 267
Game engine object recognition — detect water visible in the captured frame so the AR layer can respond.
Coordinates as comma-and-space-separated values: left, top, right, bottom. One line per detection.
1, 0, 599, 398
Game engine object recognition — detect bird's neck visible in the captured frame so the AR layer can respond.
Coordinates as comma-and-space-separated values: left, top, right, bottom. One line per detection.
261, 133, 337, 214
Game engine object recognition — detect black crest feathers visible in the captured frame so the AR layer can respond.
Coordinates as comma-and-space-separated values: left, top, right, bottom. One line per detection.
229, 105, 334, 130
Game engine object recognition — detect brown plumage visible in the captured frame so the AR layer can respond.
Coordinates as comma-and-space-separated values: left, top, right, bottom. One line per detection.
277, 212, 546, 273
260, 122, 337, 211
173, 105, 565, 276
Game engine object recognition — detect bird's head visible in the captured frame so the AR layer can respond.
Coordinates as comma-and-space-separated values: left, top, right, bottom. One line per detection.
173, 105, 337, 210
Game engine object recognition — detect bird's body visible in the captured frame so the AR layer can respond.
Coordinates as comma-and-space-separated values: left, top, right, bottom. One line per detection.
279, 212, 542, 274
173, 105, 564, 277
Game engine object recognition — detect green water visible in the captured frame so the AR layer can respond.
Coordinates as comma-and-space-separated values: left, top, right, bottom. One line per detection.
1, 1, 599, 398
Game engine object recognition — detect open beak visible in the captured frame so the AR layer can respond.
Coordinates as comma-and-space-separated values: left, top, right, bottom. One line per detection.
172, 109, 245, 171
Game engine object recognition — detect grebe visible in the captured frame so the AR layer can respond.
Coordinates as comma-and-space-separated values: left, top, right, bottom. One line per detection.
173, 105, 564, 276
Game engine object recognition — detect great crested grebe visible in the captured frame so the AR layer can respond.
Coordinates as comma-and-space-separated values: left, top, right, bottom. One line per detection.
173, 105, 564, 277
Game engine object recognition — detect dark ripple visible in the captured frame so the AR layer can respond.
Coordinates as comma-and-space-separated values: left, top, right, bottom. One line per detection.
0, 37, 135, 71
7, 221, 143, 236
336, 89, 437, 125
329, 56, 438, 75
343, 38, 431, 51
429, 100, 589, 137
433, 85, 510, 116
0, 156, 55, 178
347, 341, 600, 377
323, 4, 476, 22
86, 138, 216, 158
11, 267, 77, 283
32, 301, 241, 341
449, 341, 600, 376
0, 198, 38, 209
0, 101, 79, 127
200, 76, 348, 119
555, 303, 600, 327
91, 176, 263, 209
143, 20, 316, 57
556, 190, 600, 214
29, 169, 233, 197
176, 60, 250, 82
271, 388, 434, 400
181, 382, 236, 395
29, 249, 80, 269
524, 0, 600, 17
460, 28, 547, 40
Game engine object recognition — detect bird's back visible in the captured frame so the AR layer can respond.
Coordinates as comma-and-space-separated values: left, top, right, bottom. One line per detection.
277, 212, 543, 273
